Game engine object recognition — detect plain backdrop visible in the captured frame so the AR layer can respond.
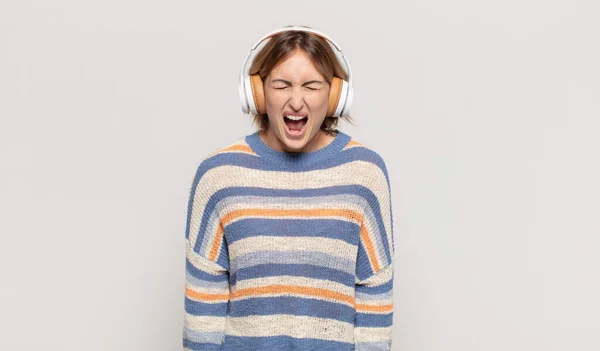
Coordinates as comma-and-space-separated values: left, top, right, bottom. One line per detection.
1, 1, 599, 350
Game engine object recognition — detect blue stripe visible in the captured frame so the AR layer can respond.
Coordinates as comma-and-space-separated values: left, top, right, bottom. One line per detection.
356, 277, 393, 295
229, 295, 354, 323
186, 259, 229, 283
231, 263, 355, 287
355, 311, 393, 327
186, 272, 228, 290
232, 250, 355, 275
356, 242, 371, 280
356, 290, 393, 301
183, 328, 225, 344
185, 297, 228, 316
183, 338, 222, 350
225, 217, 360, 245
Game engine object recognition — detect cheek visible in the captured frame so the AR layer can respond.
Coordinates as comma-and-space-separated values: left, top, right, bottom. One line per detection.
264, 92, 285, 119
306, 93, 329, 112
265, 91, 283, 108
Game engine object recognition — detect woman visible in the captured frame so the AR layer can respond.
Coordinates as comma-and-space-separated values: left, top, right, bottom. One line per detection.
183, 25, 395, 350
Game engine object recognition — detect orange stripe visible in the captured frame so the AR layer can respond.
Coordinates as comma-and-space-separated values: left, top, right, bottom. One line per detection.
205, 144, 256, 159
221, 144, 255, 154
186, 287, 229, 302
222, 208, 362, 226
345, 140, 363, 148
356, 303, 393, 313
360, 221, 380, 272
187, 286, 392, 312
208, 222, 225, 261
232, 284, 355, 305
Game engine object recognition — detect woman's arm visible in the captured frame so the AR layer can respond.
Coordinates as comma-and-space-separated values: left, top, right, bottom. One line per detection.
182, 163, 230, 350
183, 240, 229, 350
354, 156, 395, 350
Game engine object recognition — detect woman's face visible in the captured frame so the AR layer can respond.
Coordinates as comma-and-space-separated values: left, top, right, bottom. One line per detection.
262, 48, 331, 153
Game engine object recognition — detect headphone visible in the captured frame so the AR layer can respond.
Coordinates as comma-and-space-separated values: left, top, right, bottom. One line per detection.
238, 26, 354, 118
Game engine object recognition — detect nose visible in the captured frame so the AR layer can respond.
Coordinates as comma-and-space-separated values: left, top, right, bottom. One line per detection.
289, 88, 304, 110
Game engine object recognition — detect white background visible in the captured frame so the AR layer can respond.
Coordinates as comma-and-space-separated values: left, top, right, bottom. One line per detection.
1, 1, 598, 350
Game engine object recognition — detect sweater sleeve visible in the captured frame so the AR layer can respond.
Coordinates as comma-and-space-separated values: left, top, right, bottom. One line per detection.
354, 157, 395, 351
182, 163, 230, 350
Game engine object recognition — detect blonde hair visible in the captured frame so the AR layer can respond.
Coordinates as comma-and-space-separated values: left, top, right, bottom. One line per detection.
249, 26, 355, 134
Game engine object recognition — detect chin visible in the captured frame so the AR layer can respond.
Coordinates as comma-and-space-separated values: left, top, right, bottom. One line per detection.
279, 133, 307, 150
277, 123, 311, 151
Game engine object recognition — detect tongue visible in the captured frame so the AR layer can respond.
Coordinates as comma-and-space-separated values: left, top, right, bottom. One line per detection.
286, 118, 306, 130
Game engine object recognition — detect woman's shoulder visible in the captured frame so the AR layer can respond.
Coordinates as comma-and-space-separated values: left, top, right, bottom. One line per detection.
341, 134, 389, 170
189, 133, 255, 176
338, 134, 393, 194
202, 133, 255, 162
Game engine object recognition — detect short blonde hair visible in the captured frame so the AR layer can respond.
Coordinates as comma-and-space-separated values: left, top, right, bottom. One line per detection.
248, 26, 355, 133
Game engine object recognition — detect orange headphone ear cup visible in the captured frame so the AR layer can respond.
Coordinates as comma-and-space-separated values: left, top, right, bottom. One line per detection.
249, 74, 266, 115
327, 76, 343, 117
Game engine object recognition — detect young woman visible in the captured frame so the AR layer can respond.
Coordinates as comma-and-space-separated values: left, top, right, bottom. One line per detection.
183, 26, 395, 350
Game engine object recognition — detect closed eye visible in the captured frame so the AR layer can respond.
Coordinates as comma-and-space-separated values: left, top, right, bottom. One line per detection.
271, 85, 320, 91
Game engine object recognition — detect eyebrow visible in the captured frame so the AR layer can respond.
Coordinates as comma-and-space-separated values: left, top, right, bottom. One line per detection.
270, 78, 324, 85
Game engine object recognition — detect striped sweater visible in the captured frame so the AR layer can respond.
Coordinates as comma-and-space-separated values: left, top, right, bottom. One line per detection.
183, 129, 395, 350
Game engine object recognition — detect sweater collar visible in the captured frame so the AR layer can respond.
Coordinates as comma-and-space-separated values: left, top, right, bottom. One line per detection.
246, 130, 351, 167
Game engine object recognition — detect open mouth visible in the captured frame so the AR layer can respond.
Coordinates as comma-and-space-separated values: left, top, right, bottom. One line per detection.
284, 115, 308, 135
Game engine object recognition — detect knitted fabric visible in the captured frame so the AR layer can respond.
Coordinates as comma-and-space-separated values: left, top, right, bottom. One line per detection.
183, 130, 395, 350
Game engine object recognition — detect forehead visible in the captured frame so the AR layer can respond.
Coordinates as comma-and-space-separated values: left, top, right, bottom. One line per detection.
269, 49, 324, 80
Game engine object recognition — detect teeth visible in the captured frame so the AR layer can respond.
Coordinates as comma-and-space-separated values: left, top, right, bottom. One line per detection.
285, 115, 307, 121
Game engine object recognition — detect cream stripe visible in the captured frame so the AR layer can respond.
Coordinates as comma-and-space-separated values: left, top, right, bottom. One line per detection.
218, 193, 367, 213
186, 240, 227, 273
225, 314, 354, 343
186, 282, 229, 297
354, 326, 393, 342
228, 236, 356, 261
184, 315, 227, 332
357, 263, 394, 286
